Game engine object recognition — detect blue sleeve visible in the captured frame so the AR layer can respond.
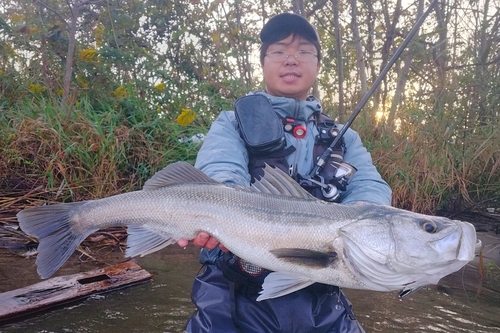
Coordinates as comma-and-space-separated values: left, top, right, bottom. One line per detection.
194, 111, 251, 188
340, 128, 392, 205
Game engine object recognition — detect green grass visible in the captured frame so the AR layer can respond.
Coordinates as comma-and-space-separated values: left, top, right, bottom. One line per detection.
0, 93, 206, 203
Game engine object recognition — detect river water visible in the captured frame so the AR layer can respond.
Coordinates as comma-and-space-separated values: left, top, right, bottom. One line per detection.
0, 237, 499, 333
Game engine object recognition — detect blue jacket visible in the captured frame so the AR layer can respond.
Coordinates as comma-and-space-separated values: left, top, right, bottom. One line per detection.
195, 91, 392, 205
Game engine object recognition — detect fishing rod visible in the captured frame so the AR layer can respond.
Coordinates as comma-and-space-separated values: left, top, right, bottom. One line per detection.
307, 0, 440, 178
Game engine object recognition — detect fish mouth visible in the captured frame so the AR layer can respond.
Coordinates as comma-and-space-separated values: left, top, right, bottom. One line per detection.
342, 222, 479, 292
436, 221, 479, 262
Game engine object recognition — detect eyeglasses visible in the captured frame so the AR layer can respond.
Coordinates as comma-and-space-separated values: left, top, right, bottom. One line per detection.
265, 50, 318, 62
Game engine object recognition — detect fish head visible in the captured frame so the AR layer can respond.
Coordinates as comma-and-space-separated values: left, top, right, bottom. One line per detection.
339, 208, 479, 292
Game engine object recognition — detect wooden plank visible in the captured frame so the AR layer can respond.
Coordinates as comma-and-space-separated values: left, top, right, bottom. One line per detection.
0, 261, 153, 322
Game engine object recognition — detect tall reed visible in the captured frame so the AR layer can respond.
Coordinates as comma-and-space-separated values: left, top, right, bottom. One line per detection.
359, 114, 500, 214
0, 94, 205, 203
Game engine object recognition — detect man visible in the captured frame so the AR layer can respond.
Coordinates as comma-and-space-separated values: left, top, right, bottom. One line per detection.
183, 13, 392, 332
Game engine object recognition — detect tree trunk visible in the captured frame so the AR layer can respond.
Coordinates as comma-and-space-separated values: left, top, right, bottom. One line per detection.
233, 0, 252, 89
377, 0, 402, 118
350, 0, 367, 101
432, 0, 449, 122
292, 0, 305, 16
331, 0, 345, 122
363, 0, 377, 122
475, 0, 499, 124
61, 3, 79, 108
387, 0, 424, 125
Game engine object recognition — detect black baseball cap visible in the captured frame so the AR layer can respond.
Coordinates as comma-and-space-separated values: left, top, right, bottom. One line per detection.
260, 13, 319, 44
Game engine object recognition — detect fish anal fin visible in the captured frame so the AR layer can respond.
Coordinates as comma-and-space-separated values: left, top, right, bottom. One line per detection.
257, 272, 314, 301
143, 162, 218, 190
270, 248, 338, 268
126, 225, 178, 257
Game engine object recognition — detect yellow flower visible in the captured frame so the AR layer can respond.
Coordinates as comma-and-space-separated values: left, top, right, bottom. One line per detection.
176, 108, 197, 126
212, 32, 220, 43
0, 69, 3, 76
28, 84, 46, 94
56, 89, 63, 96
79, 48, 98, 62
10, 14, 24, 23
153, 82, 165, 92
28, 27, 39, 35
113, 86, 128, 99
77, 75, 88, 88
94, 24, 105, 47
2, 44, 15, 57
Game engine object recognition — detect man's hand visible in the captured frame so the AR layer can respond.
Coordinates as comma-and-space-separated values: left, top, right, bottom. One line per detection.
177, 232, 228, 252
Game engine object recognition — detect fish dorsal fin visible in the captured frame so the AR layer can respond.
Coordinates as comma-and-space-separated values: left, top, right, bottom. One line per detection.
143, 161, 218, 190
250, 164, 317, 200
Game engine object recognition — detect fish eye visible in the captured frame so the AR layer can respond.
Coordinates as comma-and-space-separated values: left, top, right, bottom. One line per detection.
420, 220, 437, 233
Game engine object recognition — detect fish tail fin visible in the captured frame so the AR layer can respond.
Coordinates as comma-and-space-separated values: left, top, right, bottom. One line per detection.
17, 202, 98, 279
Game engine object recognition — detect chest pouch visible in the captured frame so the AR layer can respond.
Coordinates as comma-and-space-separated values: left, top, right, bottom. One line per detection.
234, 95, 285, 156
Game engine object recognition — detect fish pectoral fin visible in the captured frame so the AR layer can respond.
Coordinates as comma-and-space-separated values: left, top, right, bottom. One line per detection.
126, 225, 177, 257
257, 272, 314, 301
270, 248, 338, 268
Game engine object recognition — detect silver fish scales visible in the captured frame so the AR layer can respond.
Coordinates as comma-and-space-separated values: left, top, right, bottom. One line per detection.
17, 162, 480, 300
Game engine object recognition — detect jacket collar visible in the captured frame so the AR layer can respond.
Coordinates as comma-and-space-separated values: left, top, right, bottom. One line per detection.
252, 91, 322, 120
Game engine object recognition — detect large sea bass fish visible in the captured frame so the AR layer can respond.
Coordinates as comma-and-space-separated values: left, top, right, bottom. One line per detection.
17, 162, 480, 301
